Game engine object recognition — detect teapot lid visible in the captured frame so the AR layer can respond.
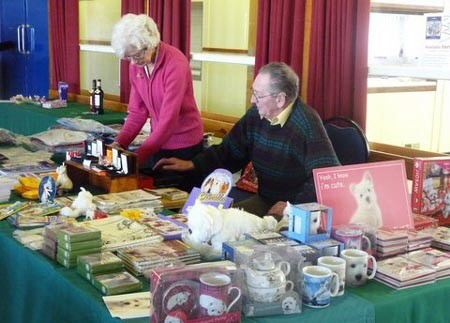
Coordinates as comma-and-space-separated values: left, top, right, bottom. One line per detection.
252, 252, 275, 271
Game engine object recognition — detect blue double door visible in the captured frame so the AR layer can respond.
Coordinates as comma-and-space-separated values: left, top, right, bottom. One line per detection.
0, 0, 49, 99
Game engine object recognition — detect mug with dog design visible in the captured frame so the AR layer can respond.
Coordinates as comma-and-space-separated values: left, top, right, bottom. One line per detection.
340, 249, 377, 287
302, 265, 339, 308
199, 272, 241, 317
332, 226, 371, 251
317, 256, 346, 296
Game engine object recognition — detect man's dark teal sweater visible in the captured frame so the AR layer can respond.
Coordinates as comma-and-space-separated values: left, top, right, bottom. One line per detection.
193, 98, 340, 204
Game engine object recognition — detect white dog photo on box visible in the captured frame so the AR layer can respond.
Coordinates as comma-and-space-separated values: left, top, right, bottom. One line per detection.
349, 171, 383, 229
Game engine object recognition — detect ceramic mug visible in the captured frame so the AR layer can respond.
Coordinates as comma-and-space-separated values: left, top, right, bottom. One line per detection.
199, 272, 241, 317
317, 256, 346, 296
247, 280, 294, 303
340, 249, 377, 287
302, 265, 339, 308
332, 227, 371, 251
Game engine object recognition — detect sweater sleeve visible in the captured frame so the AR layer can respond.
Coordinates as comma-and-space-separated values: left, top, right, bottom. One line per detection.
116, 78, 148, 148
192, 111, 252, 176
292, 123, 340, 204
136, 60, 188, 163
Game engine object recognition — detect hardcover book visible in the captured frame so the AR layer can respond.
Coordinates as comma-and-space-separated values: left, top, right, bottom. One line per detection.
93, 271, 142, 295
410, 157, 450, 225
78, 251, 124, 274
56, 225, 101, 243
313, 160, 413, 229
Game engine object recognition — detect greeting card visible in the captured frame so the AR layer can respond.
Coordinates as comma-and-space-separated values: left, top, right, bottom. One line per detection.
313, 160, 413, 229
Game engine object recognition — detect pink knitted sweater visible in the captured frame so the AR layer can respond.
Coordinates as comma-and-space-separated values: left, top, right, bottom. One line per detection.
116, 41, 204, 163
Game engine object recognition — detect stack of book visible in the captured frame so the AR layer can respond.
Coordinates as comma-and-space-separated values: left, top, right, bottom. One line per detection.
7, 202, 62, 229
93, 189, 162, 214
407, 230, 433, 251
93, 270, 143, 296
374, 255, 436, 289
405, 247, 450, 279
41, 223, 75, 260
0, 176, 16, 202
55, 225, 102, 268
428, 226, 450, 251
80, 216, 163, 251
116, 240, 201, 276
77, 251, 125, 283
375, 229, 408, 258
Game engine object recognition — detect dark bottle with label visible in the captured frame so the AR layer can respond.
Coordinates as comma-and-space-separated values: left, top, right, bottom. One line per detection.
94, 79, 104, 115
89, 79, 96, 113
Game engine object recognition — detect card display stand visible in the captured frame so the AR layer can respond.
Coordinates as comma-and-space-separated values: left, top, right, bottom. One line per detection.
65, 148, 139, 193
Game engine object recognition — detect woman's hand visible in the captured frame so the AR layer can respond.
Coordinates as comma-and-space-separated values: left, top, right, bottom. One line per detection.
153, 158, 194, 172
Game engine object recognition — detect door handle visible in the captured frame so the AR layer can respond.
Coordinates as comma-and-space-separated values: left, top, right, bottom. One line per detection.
25, 25, 35, 54
16, 24, 24, 54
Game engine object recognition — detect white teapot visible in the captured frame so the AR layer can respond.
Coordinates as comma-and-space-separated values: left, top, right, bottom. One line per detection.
245, 252, 293, 303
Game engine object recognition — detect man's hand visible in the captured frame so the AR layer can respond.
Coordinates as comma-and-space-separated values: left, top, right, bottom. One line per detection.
267, 201, 287, 219
153, 158, 194, 172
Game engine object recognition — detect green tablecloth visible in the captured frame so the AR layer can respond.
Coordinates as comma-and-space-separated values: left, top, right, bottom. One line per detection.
0, 101, 126, 135
1, 211, 449, 323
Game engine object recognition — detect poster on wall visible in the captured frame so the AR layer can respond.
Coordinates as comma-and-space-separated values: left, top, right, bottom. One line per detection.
421, 14, 450, 68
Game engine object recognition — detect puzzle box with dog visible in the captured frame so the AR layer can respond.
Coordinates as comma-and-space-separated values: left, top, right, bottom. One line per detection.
313, 160, 413, 230
411, 157, 450, 225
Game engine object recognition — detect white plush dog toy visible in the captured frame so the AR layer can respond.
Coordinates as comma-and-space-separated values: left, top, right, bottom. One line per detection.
56, 163, 73, 192
60, 187, 95, 218
184, 200, 278, 259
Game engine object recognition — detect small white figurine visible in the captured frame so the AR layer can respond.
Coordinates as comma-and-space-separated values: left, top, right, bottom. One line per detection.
56, 163, 73, 193
60, 187, 95, 218
84, 204, 97, 221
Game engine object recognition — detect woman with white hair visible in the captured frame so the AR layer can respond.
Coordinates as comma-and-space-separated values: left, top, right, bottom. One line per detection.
111, 14, 204, 188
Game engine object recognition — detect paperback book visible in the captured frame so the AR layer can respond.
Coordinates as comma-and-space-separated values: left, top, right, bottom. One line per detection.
374, 255, 436, 289
80, 216, 162, 251
404, 247, 450, 278
103, 292, 152, 319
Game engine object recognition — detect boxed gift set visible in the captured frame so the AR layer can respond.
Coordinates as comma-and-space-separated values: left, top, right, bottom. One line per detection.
234, 245, 304, 317
149, 263, 242, 322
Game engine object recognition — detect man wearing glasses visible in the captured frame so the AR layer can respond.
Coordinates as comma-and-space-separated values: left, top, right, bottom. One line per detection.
155, 62, 339, 219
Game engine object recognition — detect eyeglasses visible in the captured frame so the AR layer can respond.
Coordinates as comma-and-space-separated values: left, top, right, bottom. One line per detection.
125, 47, 148, 61
251, 89, 279, 103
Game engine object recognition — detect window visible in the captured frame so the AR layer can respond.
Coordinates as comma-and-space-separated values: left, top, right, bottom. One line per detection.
366, 0, 450, 153
78, 0, 121, 100
190, 0, 257, 118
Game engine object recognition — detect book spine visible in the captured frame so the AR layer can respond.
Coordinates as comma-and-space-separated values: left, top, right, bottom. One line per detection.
411, 158, 424, 213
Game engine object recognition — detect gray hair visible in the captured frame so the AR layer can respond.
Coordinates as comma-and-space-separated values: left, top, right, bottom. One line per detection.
259, 62, 299, 103
111, 14, 160, 59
